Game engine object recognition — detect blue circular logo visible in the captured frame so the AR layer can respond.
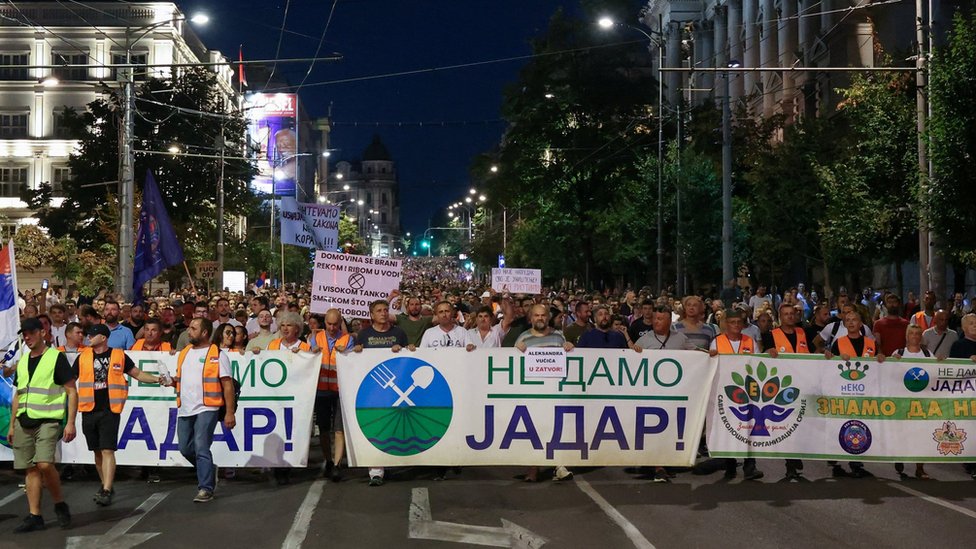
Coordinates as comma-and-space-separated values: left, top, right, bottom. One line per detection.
839, 420, 872, 455
904, 367, 929, 393
355, 356, 453, 456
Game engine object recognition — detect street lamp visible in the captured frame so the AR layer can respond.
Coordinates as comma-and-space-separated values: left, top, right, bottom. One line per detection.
721, 59, 741, 286
598, 16, 665, 293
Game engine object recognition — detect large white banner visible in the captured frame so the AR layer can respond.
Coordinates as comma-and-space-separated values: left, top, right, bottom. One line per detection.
0, 351, 319, 467
311, 252, 402, 318
279, 197, 340, 250
490, 268, 542, 294
707, 354, 976, 462
338, 349, 716, 467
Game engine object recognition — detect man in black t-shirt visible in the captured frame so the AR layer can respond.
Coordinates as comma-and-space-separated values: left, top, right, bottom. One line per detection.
627, 299, 656, 343
73, 324, 165, 507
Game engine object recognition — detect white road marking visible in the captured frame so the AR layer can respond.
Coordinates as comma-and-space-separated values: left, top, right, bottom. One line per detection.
281, 479, 325, 549
575, 478, 656, 549
0, 489, 24, 508
65, 491, 169, 549
409, 487, 547, 548
888, 482, 976, 520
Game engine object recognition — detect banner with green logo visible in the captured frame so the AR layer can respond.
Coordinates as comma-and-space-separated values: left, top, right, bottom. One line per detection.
338, 349, 716, 467
707, 354, 976, 462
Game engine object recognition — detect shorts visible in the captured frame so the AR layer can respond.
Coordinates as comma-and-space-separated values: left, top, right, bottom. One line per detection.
314, 392, 343, 434
12, 420, 62, 470
82, 409, 122, 451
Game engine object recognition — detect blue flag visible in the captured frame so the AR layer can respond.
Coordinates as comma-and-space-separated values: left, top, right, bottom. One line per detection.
133, 170, 184, 302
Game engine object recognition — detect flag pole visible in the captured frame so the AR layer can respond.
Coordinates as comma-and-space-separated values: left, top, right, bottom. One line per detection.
183, 261, 197, 293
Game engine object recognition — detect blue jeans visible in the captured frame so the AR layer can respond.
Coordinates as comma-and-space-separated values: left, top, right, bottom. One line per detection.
177, 411, 219, 492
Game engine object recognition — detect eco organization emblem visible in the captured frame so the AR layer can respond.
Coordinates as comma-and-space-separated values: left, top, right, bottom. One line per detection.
838, 420, 872, 455
355, 356, 453, 456
932, 421, 967, 456
838, 361, 869, 395
717, 361, 805, 446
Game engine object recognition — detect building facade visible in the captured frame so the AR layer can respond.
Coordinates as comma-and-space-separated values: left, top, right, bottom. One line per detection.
0, 2, 234, 232
328, 135, 402, 258
642, 0, 955, 120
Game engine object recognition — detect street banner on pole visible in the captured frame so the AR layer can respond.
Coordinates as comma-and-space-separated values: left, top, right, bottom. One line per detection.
491, 268, 542, 294
310, 252, 402, 318
279, 197, 340, 250
707, 354, 976, 462
338, 349, 715, 467
0, 351, 320, 467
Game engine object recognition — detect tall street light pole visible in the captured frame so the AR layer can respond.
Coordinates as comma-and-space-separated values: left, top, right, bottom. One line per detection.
721, 60, 740, 286
599, 16, 664, 292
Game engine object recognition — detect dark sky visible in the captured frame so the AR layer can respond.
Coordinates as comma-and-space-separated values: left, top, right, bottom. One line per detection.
178, 0, 586, 234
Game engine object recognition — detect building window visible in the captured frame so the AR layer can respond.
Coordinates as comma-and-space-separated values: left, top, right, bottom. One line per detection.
366, 192, 372, 204
0, 223, 15, 241
381, 212, 387, 224
52, 52, 89, 81
367, 166, 373, 174
111, 52, 148, 81
52, 166, 71, 196
381, 167, 387, 174
381, 192, 388, 206
51, 110, 74, 139
0, 166, 27, 198
0, 114, 28, 139
0, 53, 29, 81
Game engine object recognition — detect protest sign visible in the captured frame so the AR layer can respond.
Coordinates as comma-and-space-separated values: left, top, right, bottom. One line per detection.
524, 348, 566, 378
339, 348, 715, 467
310, 252, 402, 318
279, 197, 340, 250
0, 351, 320, 467
196, 261, 219, 280
707, 354, 976, 462
491, 268, 542, 294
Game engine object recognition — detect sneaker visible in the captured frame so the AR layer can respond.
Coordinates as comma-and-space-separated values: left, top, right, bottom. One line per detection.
193, 489, 214, 503
785, 467, 802, 481
322, 461, 334, 479
93, 489, 114, 506
553, 466, 574, 481
831, 465, 850, 478
146, 473, 161, 483
743, 468, 765, 481
369, 475, 384, 487
54, 501, 71, 529
330, 465, 342, 483
652, 468, 670, 483
13, 514, 45, 534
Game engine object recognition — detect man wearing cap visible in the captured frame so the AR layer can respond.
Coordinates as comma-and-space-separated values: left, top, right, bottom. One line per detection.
73, 324, 168, 506
9, 317, 77, 533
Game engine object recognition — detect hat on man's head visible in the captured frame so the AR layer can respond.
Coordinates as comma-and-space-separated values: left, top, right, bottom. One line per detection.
19, 317, 43, 334
87, 324, 111, 339
480, 291, 491, 298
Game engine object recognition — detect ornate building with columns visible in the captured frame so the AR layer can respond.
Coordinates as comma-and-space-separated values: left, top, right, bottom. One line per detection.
642, 0, 953, 120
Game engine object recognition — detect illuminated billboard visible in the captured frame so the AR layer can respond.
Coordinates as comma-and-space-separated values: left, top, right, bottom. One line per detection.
246, 93, 299, 196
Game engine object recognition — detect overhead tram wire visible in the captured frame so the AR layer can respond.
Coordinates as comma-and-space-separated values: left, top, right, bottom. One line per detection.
296, 0, 339, 92
264, 0, 292, 87
4, 0, 112, 72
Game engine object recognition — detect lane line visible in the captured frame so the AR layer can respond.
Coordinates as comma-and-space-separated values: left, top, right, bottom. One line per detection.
104, 491, 169, 539
281, 479, 325, 549
575, 478, 655, 549
888, 483, 976, 520
0, 489, 24, 508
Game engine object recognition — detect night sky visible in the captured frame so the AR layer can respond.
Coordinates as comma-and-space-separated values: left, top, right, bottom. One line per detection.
178, 0, 587, 234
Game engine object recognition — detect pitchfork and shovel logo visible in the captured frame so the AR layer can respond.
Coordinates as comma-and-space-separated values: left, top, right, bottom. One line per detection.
355, 356, 454, 456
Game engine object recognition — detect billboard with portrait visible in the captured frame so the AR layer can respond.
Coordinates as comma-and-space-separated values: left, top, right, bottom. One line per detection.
246, 93, 299, 196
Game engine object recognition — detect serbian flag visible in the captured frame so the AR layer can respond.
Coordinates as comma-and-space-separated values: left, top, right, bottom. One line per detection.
256, 271, 267, 288
0, 240, 18, 448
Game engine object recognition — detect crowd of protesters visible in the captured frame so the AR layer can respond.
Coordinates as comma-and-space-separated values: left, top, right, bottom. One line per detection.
6, 259, 976, 533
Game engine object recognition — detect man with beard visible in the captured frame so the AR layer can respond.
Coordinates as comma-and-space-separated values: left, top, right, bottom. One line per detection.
394, 293, 433, 347
212, 297, 242, 330
420, 301, 467, 349
122, 303, 146, 337
577, 305, 627, 349
102, 301, 134, 350
173, 318, 236, 502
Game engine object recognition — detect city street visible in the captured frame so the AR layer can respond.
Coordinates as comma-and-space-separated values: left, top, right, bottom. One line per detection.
0, 456, 974, 548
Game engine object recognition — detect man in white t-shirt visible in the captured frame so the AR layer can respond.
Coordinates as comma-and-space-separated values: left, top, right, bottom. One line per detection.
815, 304, 874, 351
173, 318, 236, 503
420, 301, 467, 349
465, 306, 502, 350
212, 297, 242, 330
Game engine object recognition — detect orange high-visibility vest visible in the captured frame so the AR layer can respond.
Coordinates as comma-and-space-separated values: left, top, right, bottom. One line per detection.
913, 311, 932, 331
268, 338, 311, 352
837, 335, 877, 357
77, 348, 128, 414
771, 328, 809, 354
314, 331, 353, 392
715, 334, 755, 354
176, 344, 224, 408
132, 339, 172, 351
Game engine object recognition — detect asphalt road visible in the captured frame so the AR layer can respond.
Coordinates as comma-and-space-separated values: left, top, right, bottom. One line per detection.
0, 456, 973, 549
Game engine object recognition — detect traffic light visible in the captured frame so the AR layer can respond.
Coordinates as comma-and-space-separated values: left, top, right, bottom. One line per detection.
421, 240, 430, 249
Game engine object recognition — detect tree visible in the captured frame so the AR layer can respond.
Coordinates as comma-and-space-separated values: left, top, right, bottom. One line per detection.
24, 67, 258, 264
928, 12, 976, 261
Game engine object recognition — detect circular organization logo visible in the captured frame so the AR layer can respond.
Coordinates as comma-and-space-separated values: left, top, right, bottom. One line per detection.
355, 356, 453, 456
839, 420, 872, 455
904, 367, 930, 393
